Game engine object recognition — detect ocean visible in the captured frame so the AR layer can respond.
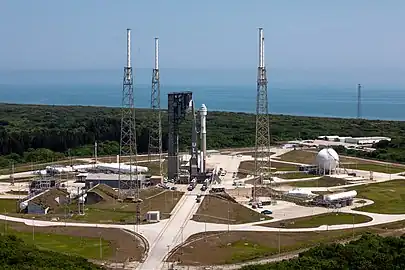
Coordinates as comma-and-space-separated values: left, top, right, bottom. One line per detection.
0, 69, 404, 121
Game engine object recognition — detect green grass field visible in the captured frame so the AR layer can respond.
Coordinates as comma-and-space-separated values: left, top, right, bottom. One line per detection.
261, 212, 372, 228
353, 180, 405, 214
0, 199, 19, 213
237, 161, 298, 178
0, 223, 111, 260
18, 231, 110, 259
285, 176, 348, 187
344, 163, 405, 174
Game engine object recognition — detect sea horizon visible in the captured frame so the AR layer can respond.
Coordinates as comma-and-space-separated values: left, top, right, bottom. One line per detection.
0, 69, 404, 121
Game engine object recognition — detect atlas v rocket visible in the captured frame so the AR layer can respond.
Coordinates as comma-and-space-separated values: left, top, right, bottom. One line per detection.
200, 104, 207, 173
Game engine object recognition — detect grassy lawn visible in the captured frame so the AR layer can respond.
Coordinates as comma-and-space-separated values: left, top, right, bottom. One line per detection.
274, 172, 316, 180
238, 161, 298, 178
353, 180, 405, 214
344, 163, 405, 174
168, 221, 403, 265
0, 199, 19, 213
192, 194, 271, 224
278, 150, 319, 164
260, 212, 372, 228
9, 186, 183, 224
0, 223, 111, 260
285, 176, 348, 187
75, 188, 184, 223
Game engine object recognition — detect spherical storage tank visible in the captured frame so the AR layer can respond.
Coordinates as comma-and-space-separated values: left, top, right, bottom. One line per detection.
315, 148, 339, 171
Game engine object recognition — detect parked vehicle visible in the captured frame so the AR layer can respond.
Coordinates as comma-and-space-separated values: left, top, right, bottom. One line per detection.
261, 210, 272, 215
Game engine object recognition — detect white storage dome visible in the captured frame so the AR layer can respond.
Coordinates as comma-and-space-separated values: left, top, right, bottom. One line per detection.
316, 148, 339, 171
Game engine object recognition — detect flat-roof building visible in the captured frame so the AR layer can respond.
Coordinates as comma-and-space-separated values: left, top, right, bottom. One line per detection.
85, 173, 147, 189
345, 137, 391, 145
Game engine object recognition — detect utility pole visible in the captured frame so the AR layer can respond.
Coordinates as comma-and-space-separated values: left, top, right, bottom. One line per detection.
278, 228, 281, 254
10, 161, 15, 186
352, 213, 355, 239
32, 218, 35, 241
94, 141, 98, 165
148, 37, 163, 177
118, 29, 139, 210
99, 232, 103, 259
254, 28, 271, 203
4, 209, 7, 235
227, 200, 230, 233
357, 84, 362, 119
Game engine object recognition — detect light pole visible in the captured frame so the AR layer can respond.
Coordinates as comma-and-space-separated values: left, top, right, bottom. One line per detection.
181, 226, 184, 244
352, 213, 355, 239
99, 232, 103, 260
4, 209, 7, 235
227, 200, 230, 233
167, 245, 170, 269
278, 228, 281, 254
32, 217, 35, 242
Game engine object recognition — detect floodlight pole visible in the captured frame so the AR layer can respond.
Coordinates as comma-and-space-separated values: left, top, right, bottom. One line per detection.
4, 209, 7, 234
227, 200, 230, 233
278, 228, 281, 254
32, 218, 35, 241
99, 232, 103, 259
352, 213, 355, 239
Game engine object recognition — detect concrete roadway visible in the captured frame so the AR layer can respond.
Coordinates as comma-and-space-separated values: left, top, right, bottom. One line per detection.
138, 185, 205, 270
1, 194, 405, 269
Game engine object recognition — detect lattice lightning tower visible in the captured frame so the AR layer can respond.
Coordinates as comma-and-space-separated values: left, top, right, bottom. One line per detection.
148, 38, 163, 176
357, 83, 362, 119
119, 28, 139, 200
254, 28, 271, 197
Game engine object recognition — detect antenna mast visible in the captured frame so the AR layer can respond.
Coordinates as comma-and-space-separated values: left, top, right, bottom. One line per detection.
119, 28, 139, 204
253, 28, 271, 202
357, 84, 362, 119
148, 37, 163, 177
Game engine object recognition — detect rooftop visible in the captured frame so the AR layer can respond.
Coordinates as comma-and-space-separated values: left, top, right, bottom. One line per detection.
85, 173, 146, 181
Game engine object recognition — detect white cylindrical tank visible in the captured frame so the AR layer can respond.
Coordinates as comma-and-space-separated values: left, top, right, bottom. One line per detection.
315, 148, 339, 171
324, 190, 357, 201
19, 201, 28, 211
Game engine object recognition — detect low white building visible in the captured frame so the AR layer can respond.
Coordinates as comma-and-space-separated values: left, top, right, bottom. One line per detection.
345, 137, 391, 145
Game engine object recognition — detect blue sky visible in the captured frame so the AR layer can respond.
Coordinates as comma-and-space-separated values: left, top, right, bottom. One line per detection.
1, 0, 404, 74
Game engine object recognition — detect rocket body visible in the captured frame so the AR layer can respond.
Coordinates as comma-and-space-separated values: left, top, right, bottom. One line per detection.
200, 104, 207, 173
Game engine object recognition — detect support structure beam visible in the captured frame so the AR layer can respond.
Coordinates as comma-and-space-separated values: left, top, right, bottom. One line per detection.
253, 28, 271, 202
148, 37, 163, 176
119, 29, 139, 219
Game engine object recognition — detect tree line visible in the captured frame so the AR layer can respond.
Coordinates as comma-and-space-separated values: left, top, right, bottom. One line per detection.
241, 233, 405, 270
1, 103, 405, 168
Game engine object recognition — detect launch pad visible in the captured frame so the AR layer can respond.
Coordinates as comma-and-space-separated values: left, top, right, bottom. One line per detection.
167, 92, 208, 184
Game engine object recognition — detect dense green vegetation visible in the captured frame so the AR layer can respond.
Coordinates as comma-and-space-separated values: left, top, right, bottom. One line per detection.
1, 103, 405, 168
240, 233, 405, 270
0, 234, 101, 269
332, 138, 405, 164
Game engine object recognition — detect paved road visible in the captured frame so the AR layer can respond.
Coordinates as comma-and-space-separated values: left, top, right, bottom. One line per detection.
1, 195, 405, 270
138, 186, 203, 270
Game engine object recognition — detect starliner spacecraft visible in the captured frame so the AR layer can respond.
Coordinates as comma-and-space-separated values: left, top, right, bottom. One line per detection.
166, 91, 209, 183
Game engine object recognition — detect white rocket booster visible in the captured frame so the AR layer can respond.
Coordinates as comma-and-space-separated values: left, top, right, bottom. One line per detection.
200, 104, 207, 172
